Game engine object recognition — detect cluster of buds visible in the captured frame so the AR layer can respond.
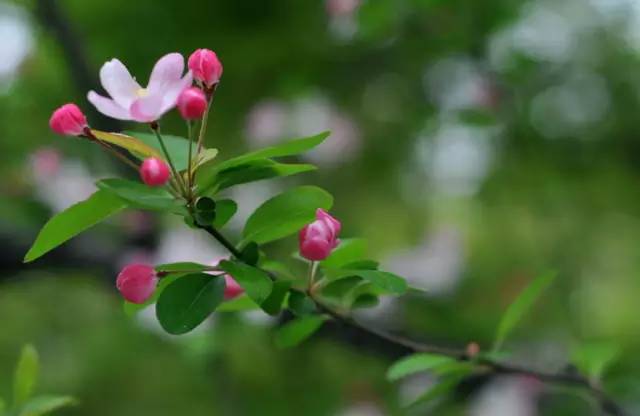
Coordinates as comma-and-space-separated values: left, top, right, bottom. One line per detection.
48, 48, 223, 187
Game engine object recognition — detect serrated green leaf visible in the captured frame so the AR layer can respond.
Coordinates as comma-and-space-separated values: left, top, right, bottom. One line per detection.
321, 238, 368, 269
493, 271, 558, 352
125, 131, 192, 171
17, 395, 76, 416
217, 260, 273, 305
275, 315, 327, 348
387, 353, 455, 381
572, 342, 620, 380
212, 199, 237, 228
24, 190, 126, 262
13, 345, 39, 406
242, 186, 333, 245
97, 178, 182, 212
156, 274, 225, 335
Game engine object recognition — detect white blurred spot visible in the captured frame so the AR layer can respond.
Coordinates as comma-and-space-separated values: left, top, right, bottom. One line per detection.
0, 3, 34, 92
424, 56, 490, 112
469, 376, 541, 416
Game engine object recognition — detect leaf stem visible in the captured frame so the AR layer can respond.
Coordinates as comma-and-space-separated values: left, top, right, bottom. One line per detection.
196, 85, 217, 154
150, 122, 187, 196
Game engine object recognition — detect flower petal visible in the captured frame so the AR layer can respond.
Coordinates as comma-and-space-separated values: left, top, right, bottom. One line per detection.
159, 72, 193, 114
87, 91, 131, 120
99, 59, 140, 108
147, 53, 185, 94
129, 94, 164, 122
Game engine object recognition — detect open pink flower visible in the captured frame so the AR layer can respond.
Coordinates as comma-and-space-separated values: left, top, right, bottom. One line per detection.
299, 209, 341, 261
87, 53, 192, 122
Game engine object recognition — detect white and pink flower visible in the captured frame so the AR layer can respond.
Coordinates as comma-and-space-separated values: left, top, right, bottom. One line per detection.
87, 53, 192, 122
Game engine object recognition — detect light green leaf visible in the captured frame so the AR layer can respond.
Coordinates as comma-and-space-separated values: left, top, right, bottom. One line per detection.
97, 178, 182, 212
217, 295, 260, 312
321, 238, 368, 269
125, 131, 192, 171
91, 129, 162, 159
17, 395, 76, 416
493, 271, 558, 352
24, 189, 126, 262
155, 262, 215, 274
156, 274, 226, 335
242, 186, 333, 245
217, 260, 273, 305
192, 148, 219, 171
326, 269, 408, 295
212, 199, 237, 228
572, 342, 620, 380
387, 353, 455, 381
13, 344, 39, 407
409, 374, 467, 408
275, 315, 327, 348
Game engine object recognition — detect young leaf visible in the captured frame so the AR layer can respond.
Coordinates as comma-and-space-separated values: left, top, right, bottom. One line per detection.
326, 269, 408, 295
90, 130, 162, 159
212, 199, 237, 228
13, 344, 39, 407
217, 260, 273, 305
242, 186, 333, 245
275, 315, 327, 348
17, 395, 76, 416
409, 374, 467, 408
387, 353, 456, 381
97, 178, 182, 212
261, 280, 292, 315
156, 274, 226, 335
351, 293, 380, 309
24, 189, 126, 262
191, 148, 219, 171
217, 295, 260, 312
321, 238, 368, 269
125, 131, 193, 171
493, 271, 558, 352
572, 342, 620, 380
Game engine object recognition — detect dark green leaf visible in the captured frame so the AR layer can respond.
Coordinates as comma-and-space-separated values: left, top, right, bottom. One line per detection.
321, 276, 363, 299
242, 186, 333, 245
352, 294, 379, 309
156, 274, 226, 335
287, 291, 317, 316
24, 190, 126, 262
239, 242, 259, 266
493, 271, 558, 352
341, 260, 379, 270
194, 197, 216, 225
274, 315, 326, 348
17, 395, 76, 416
261, 280, 292, 315
212, 199, 237, 228
97, 178, 182, 212
327, 269, 408, 295
387, 353, 456, 381
126, 131, 193, 171
217, 295, 260, 312
13, 344, 39, 406
217, 260, 273, 305
321, 238, 368, 269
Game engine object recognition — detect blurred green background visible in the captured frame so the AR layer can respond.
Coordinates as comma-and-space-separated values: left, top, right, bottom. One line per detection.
1, 0, 640, 414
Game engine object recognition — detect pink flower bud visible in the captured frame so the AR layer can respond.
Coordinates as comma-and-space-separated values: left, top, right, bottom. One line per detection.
188, 49, 223, 87
116, 264, 158, 304
49, 103, 88, 136
299, 209, 341, 261
139, 157, 171, 186
224, 275, 244, 300
177, 87, 208, 120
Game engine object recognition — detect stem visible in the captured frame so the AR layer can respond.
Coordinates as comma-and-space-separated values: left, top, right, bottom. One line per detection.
196, 223, 628, 416
196, 85, 217, 153
150, 122, 187, 196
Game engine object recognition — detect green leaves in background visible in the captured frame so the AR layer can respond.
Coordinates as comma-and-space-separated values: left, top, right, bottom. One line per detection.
97, 178, 182, 212
24, 189, 126, 262
13, 345, 39, 407
17, 396, 76, 416
387, 353, 455, 381
242, 186, 333, 245
126, 131, 193, 171
218, 260, 273, 305
156, 274, 226, 335
274, 315, 327, 348
493, 271, 558, 352
572, 342, 620, 381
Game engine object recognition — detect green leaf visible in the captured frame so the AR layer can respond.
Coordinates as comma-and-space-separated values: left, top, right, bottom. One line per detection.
91, 129, 162, 159
97, 178, 182, 212
193, 197, 217, 226
217, 260, 273, 305
326, 269, 408, 295
192, 148, 219, 171
213, 131, 329, 172
123, 274, 181, 316
156, 274, 226, 335
321, 238, 368, 269
17, 395, 76, 416
274, 315, 326, 348
242, 186, 333, 245
24, 189, 126, 262
261, 280, 292, 315
217, 295, 260, 312
0, 397, 5, 415
13, 344, 39, 407
287, 291, 317, 316
387, 353, 456, 381
409, 375, 466, 408
572, 342, 620, 380
351, 293, 380, 309
126, 131, 192, 171
155, 262, 214, 274
493, 270, 558, 352
212, 199, 237, 228
198, 158, 316, 194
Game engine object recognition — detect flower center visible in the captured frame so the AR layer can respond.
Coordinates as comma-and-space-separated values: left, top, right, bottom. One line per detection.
135, 88, 149, 98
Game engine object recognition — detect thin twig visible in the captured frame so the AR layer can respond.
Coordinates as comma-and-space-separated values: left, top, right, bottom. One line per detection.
196, 85, 217, 153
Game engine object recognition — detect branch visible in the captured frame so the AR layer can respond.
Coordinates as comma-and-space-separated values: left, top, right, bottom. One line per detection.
198, 224, 627, 416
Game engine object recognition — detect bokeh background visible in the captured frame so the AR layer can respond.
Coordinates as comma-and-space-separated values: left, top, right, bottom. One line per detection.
1, 0, 640, 414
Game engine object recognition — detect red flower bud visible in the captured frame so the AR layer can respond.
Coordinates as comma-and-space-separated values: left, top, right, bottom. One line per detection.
177, 87, 208, 120
49, 103, 88, 136
116, 264, 157, 304
224, 275, 244, 300
188, 49, 223, 88
299, 209, 341, 261
139, 157, 170, 186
